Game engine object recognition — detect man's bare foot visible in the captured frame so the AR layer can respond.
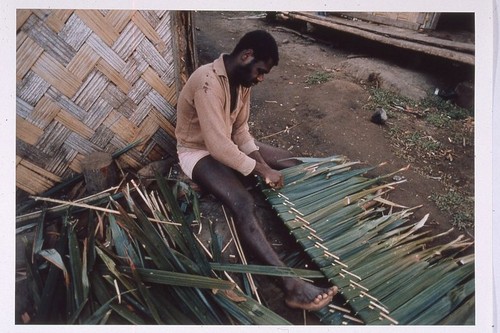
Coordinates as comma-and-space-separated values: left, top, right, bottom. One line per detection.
284, 278, 338, 311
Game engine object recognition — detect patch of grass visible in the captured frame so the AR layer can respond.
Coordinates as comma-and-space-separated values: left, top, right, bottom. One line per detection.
431, 190, 474, 230
426, 112, 451, 128
389, 127, 442, 155
366, 87, 417, 110
305, 71, 331, 85
420, 95, 472, 120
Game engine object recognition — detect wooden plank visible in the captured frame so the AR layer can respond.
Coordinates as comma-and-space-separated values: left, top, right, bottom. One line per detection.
28, 96, 61, 129
298, 12, 474, 54
67, 43, 100, 81
32, 52, 82, 97
55, 109, 95, 140
16, 115, 44, 145
17, 36, 43, 82
96, 59, 133, 94
284, 12, 474, 65
341, 12, 421, 31
75, 10, 120, 46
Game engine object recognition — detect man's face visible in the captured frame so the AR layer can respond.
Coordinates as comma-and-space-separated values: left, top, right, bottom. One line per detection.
237, 57, 274, 88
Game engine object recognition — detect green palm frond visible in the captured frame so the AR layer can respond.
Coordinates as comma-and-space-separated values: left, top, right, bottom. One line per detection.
260, 157, 474, 325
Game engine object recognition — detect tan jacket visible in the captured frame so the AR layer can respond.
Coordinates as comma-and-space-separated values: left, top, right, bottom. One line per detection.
175, 54, 258, 175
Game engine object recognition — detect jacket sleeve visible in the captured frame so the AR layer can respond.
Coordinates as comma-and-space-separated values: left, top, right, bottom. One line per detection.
193, 85, 256, 175
231, 88, 259, 154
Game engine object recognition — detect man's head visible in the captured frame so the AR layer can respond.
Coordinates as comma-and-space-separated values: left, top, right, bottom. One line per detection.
231, 30, 279, 66
230, 30, 279, 87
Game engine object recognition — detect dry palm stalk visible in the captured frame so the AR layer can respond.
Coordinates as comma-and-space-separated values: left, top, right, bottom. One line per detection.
222, 205, 261, 304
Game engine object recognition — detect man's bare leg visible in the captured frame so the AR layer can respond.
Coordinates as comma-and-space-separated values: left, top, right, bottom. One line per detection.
192, 155, 337, 311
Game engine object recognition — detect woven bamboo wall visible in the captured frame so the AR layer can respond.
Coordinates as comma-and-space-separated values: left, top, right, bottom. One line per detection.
16, 10, 196, 195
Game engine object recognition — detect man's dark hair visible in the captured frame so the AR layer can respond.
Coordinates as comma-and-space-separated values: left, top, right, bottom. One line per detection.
231, 30, 279, 66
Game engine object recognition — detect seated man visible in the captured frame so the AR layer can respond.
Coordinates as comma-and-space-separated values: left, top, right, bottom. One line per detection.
175, 30, 337, 311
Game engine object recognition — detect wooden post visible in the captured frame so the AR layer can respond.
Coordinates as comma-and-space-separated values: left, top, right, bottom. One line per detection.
82, 152, 117, 194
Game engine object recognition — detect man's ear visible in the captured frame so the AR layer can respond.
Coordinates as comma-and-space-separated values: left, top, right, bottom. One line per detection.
240, 49, 254, 64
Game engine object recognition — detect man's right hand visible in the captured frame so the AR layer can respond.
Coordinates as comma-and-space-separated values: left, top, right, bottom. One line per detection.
253, 161, 284, 189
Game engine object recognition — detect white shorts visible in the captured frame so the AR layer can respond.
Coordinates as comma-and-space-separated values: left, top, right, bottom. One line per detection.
178, 149, 211, 179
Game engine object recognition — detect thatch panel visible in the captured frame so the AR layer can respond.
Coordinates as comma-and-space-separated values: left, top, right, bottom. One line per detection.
22, 14, 76, 66
67, 44, 100, 81
86, 33, 127, 72
16, 115, 44, 146
68, 153, 86, 174
16, 10, 32, 30
95, 59, 133, 94
32, 53, 81, 97
17, 71, 51, 106
75, 10, 120, 46
41, 10, 73, 33
149, 108, 176, 138
16, 37, 43, 82
84, 98, 113, 130
16, 139, 52, 167
131, 11, 163, 46
59, 13, 93, 51
128, 79, 151, 105
16, 10, 196, 194
35, 121, 71, 155
55, 109, 95, 140
112, 21, 144, 60
136, 38, 172, 77
46, 148, 78, 176
16, 97, 33, 119
89, 124, 115, 148
142, 67, 176, 103
73, 71, 109, 111
27, 96, 60, 129
16, 162, 58, 195
105, 10, 135, 33
46, 87, 87, 120
146, 90, 177, 121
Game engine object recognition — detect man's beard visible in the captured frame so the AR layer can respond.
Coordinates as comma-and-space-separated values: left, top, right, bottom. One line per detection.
236, 61, 257, 87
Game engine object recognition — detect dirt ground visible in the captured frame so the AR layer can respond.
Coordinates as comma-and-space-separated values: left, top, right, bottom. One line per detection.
191, 11, 475, 323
